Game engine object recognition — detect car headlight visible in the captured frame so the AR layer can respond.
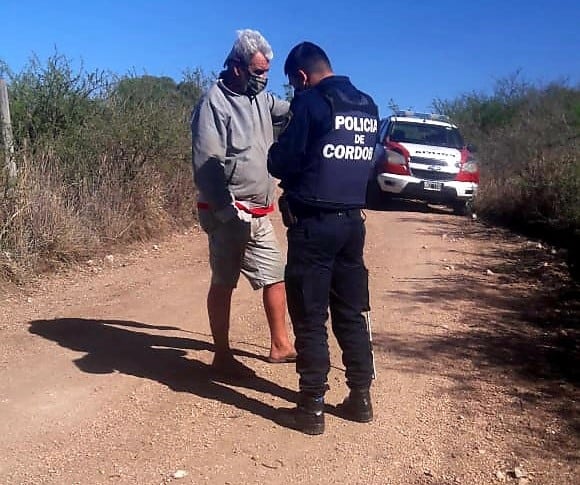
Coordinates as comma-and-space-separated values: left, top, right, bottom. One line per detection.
462, 158, 479, 173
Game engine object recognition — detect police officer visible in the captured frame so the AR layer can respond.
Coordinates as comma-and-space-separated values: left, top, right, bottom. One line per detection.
268, 42, 378, 435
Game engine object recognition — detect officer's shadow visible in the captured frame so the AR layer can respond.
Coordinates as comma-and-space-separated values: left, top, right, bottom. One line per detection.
28, 318, 298, 429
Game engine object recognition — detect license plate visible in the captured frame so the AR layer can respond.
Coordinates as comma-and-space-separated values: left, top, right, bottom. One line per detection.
423, 181, 442, 191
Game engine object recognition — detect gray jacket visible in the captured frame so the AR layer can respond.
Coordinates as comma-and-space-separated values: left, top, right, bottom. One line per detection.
191, 79, 289, 213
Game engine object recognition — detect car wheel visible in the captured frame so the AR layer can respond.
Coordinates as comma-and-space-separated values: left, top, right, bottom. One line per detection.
366, 179, 383, 209
452, 200, 472, 216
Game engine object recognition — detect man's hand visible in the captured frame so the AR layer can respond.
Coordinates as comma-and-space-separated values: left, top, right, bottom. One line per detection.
235, 207, 253, 223
214, 203, 252, 224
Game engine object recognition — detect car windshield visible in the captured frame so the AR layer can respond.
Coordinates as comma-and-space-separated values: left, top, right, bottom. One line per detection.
389, 121, 464, 149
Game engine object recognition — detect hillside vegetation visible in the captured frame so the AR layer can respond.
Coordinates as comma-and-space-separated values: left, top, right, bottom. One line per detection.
1, 54, 210, 280
1, 56, 579, 280
435, 78, 579, 364
433, 75, 580, 276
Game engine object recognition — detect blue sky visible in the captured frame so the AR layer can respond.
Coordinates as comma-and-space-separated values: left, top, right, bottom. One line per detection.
2, 0, 579, 114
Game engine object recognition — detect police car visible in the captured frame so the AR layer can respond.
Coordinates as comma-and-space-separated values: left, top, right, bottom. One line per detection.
374, 110, 479, 214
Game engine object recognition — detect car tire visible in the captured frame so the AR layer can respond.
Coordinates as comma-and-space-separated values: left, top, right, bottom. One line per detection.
452, 200, 472, 216
365, 179, 383, 210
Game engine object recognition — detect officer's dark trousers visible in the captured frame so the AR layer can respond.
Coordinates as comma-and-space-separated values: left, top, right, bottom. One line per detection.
285, 209, 374, 397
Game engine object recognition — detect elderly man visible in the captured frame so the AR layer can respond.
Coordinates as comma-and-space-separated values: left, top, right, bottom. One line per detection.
191, 29, 296, 378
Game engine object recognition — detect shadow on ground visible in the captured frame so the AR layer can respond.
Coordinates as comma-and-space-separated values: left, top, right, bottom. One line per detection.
371, 214, 579, 451
366, 191, 454, 215
28, 318, 299, 430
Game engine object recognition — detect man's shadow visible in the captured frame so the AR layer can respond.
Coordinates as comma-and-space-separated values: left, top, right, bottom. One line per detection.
29, 318, 298, 428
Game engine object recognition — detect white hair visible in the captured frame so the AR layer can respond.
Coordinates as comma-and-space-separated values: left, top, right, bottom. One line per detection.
224, 29, 273, 67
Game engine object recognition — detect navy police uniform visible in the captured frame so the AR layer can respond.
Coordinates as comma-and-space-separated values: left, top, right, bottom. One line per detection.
268, 75, 378, 397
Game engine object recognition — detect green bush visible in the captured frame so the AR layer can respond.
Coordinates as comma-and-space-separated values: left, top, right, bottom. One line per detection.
0, 53, 212, 280
434, 76, 580, 246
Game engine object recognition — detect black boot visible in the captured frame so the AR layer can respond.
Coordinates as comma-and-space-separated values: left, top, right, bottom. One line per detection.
336, 388, 373, 423
294, 394, 325, 435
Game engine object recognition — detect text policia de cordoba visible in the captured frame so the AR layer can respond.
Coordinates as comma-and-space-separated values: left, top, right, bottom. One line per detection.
322, 115, 378, 161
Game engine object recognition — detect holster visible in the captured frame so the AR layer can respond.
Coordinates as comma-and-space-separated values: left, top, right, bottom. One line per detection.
278, 193, 297, 227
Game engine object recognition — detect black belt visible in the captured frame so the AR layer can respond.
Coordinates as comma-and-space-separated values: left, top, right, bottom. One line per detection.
291, 203, 361, 219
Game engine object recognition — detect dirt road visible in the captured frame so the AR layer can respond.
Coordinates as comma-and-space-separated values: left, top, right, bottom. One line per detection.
1, 203, 578, 485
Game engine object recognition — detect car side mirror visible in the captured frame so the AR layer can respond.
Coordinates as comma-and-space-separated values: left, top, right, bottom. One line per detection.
466, 143, 478, 153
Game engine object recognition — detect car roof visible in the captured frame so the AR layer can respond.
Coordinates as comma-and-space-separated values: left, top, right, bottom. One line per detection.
382, 111, 458, 129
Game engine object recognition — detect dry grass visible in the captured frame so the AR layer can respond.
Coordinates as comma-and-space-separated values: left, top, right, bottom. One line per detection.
0, 55, 206, 283
1, 143, 196, 282
434, 78, 580, 273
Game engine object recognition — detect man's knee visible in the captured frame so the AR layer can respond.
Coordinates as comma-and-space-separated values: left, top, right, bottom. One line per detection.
334, 265, 369, 312
263, 280, 285, 291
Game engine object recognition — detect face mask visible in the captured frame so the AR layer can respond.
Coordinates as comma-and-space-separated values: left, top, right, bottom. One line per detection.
246, 73, 267, 97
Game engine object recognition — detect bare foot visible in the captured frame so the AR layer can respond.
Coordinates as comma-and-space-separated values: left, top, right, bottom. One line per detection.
211, 353, 256, 378
268, 348, 297, 364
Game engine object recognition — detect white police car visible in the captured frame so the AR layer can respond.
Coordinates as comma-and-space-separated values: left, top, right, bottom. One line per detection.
374, 111, 479, 214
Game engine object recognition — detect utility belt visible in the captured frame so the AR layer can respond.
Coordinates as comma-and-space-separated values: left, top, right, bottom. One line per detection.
278, 194, 361, 227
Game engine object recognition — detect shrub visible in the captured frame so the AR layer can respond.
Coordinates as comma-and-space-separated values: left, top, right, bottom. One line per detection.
433, 76, 580, 249
1, 53, 211, 280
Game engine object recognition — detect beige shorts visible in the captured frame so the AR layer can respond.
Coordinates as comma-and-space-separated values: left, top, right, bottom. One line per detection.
198, 211, 285, 290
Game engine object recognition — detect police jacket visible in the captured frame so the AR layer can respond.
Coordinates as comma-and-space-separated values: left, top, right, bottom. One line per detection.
268, 75, 378, 210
